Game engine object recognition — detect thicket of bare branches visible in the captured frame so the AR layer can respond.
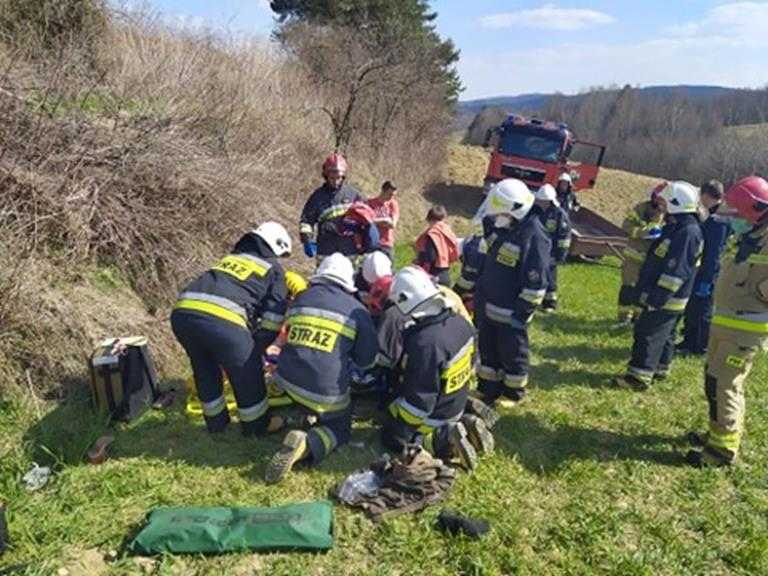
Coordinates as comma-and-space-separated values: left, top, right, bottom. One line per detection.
0, 8, 448, 395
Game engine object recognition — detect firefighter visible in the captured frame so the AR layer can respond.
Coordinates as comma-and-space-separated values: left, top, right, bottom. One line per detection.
265, 253, 377, 484
677, 180, 732, 355
356, 250, 392, 304
299, 154, 362, 260
555, 173, 580, 214
171, 222, 291, 435
613, 181, 704, 391
453, 232, 486, 315
383, 266, 493, 470
686, 176, 768, 468
414, 205, 460, 286
533, 184, 571, 312
616, 183, 666, 325
475, 179, 551, 406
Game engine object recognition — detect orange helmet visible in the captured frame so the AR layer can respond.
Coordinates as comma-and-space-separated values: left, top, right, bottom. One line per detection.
322, 153, 348, 178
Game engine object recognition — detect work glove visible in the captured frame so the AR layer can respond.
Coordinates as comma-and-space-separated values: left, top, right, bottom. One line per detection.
644, 226, 663, 240
695, 282, 713, 298
436, 509, 490, 539
303, 241, 318, 258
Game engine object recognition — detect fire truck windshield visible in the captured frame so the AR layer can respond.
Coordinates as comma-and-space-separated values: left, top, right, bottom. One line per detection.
498, 129, 564, 163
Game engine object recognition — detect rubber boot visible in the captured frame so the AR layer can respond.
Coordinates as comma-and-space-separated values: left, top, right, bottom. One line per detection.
265, 430, 309, 484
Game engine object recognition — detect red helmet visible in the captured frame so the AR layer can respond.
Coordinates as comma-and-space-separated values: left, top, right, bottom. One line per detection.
322, 153, 348, 178
650, 181, 667, 203
725, 176, 768, 224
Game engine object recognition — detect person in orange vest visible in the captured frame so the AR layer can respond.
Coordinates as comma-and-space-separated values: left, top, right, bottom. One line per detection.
414, 205, 460, 286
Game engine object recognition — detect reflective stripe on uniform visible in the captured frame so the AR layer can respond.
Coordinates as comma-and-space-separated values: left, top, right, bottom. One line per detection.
441, 340, 475, 394
485, 303, 513, 324
175, 292, 248, 328
236, 253, 272, 274
662, 297, 688, 312
238, 398, 268, 422
521, 288, 546, 305
455, 276, 476, 291
558, 239, 572, 249
623, 247, 645, 262
707, 428, 740, 452
299, 222, 314, 235
202, 395, 226, 417
658, 274, 684, 291
288, 306, 357, 339
273, 373, 350, 413
712, 314, 768, 334
748, 254, 768, 265
478, 365, 502, 381
504, 373, 528, 388
627, 365, 654, 383
261, 311, 285, 332
314, 426, 338, 454
319, 203, 351, 222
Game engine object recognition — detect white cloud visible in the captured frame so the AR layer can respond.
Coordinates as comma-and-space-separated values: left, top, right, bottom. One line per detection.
479, 4, 615, 31
667, 2, 768, 42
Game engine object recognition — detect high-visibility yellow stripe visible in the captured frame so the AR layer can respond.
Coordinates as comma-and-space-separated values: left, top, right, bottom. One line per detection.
174, 300, 247, 328
284, 388, 350, 413
287, 315, 356, 339
261, 320, 282, 332
712, 315, 768, 334
624, 247, 645, 262
707, 429, 740, 451
748, 254, 768, 265
315, 427, 335, 453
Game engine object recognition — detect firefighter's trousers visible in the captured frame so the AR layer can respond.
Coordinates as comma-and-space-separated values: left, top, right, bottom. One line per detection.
476, 311, 530, 402
703, 323, 766, 462
171, 309, 269, 435
544, 262, 559, 308
625, 308, 680, 386
381, 412, 456, 460
680, 293, 714, 354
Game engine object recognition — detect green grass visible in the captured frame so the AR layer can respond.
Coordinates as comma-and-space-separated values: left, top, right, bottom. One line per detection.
2, 261, 768, 575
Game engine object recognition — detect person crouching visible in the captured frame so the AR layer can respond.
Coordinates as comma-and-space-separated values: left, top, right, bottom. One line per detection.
382, 266, 494, 471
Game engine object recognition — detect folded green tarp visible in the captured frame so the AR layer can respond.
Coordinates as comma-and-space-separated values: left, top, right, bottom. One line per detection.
129, 501, 334, 555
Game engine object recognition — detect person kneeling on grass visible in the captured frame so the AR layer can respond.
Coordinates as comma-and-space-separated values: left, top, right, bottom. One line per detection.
381, 266, 494, 471
265, 253, 378, 484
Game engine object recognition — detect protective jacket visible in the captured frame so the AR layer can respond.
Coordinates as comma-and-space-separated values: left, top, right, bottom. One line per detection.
274, 280, 377, 413
389, 308, 475, 432
299, 183, 362, 256
636, 212, 703, 313
621, 200, 664, 287
415, 221, 460, 273
174, 234, 287, 348
338, 202, 380, 254
453, 233, 486, 297
697, 206, 732, 286
537, 203, 572, 263
712, 221, 768, 332
475, 212, 552, 324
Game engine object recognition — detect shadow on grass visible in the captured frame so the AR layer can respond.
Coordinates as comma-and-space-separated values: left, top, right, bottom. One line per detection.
495, 413, 687, 474
22, 387, 382, 482
535, 313, 628, 337
423, 183, 484, 219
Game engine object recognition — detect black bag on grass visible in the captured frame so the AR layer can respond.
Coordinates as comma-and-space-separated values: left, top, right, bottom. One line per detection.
89, 336, 159, 422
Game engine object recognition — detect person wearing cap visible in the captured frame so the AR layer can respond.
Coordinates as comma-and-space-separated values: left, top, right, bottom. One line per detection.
685, 176, 768, 468
299, 153, 363, 260
265, 253, 378, 483
474, 179, 551, 406
613, 181, 704, 391
533, 183, 571, 312
556, 173, 580, 214
171, 222, 291, 436
415, 205, 460, 286
616, 183, 666, 325
676, 180, 732, 356
367, 181, 400, 260
382, 266, 493, 470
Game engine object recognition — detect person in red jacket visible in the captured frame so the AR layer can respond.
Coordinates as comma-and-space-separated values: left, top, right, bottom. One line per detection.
367, 181, 400, 260
414, 205, 459, 286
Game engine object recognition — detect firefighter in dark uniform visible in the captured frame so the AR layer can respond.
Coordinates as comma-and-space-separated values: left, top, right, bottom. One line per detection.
614, 181, 704, 390
383, 266, 493, 470
677, 180, 732, 355
265, 253, 378, 484
171, 222, 291, 435
616, 183, 666, 324
533, 183, 571, 312
453, 232, 486, 315
299, 153, 362, 259
686, 176, 768, 467
475, 179, 551, 406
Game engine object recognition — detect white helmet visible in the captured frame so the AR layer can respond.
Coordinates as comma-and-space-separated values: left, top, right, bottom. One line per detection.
253, 222, 292, 257
535, 184, 557, 202
486, 178, 534, 221
558, 173, 572, 184
311, 253, 356, 292
659, 181, 700, 214
389, 266, 440, 315
361, 251, 392, 284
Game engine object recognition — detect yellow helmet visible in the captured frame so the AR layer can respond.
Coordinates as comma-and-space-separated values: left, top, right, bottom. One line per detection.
285, 270, 308, 298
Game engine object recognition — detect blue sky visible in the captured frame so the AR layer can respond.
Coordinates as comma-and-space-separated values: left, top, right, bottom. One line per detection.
138, 1, 768, 99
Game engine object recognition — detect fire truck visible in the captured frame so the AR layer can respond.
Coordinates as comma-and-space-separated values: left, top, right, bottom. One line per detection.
483, 114, 627, 258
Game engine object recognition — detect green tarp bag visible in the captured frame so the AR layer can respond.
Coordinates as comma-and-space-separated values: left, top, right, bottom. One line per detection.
129, 501, 334, 555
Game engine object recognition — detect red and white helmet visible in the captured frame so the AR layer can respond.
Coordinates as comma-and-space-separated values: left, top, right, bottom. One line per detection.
725, 176, 768, 224
322, 153, 348, 178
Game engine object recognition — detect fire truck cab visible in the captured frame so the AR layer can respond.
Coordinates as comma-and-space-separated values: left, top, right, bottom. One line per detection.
483, 114, 605, 194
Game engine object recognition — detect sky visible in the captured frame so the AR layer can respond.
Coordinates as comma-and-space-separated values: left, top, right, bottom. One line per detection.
137, 0, 768, 100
